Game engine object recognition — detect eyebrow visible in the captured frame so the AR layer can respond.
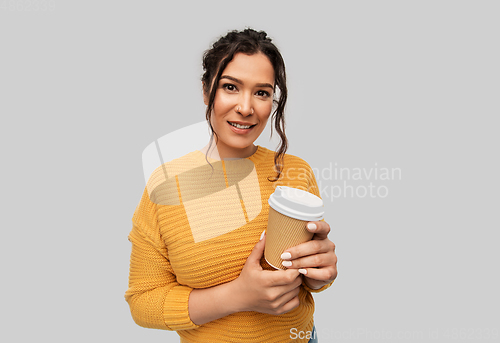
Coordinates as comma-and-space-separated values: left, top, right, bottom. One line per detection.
220, 75, 274, 89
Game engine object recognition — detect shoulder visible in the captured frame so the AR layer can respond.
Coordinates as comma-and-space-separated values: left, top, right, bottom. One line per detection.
145, 150, 203, 205
283, 152, 313, 170
283, 153, 316, 181
264, 149, 321, 197
146, 150, 201, 184
257, 146, 316, 177
258, 146, 312, 168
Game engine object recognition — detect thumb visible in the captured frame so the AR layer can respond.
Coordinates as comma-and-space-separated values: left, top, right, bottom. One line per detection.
246, 231, 266, 266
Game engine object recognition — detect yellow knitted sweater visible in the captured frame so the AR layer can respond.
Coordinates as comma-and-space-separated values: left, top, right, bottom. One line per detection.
125, 146, 332, 343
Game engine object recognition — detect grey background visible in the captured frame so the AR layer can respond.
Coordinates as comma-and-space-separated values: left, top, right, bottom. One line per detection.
1, 0, 498, 342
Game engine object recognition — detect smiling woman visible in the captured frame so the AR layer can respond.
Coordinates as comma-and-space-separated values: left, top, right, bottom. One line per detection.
125, 28, 337, 343
200, 29, 289, 180
206, 52, 275, 159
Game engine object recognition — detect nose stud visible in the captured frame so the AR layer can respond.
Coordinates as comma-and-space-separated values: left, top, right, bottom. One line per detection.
236, 106, 255, 114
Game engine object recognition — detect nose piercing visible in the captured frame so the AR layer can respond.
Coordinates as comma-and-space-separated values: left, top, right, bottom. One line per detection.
236, 106, 254, 114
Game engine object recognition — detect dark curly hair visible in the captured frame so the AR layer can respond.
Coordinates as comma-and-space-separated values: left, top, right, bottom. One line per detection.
202, 28, 288, 182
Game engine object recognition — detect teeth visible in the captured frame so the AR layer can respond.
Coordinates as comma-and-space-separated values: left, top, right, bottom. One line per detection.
229, 122, 252, 129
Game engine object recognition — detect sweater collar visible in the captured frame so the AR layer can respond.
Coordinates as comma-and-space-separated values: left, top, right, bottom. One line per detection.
194, 145, 270, 166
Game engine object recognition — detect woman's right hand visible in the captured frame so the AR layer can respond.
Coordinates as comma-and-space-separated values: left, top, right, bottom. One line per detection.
230, 232, 303, 315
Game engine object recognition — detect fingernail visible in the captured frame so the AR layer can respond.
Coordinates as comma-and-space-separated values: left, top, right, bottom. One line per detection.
307, 223, 317, 231
282, 261, 292, 267
299, 269, 307, 275
260, 231, 266, 240
280, 252, 292, 260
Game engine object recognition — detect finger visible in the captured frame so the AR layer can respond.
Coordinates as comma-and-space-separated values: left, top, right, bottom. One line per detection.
278, 293, 300, 314
300, 267, 338, 284
275, 285, 301, 313
282, 239, 334, 262
265, 268, 301, 287
283, 251, 337, 269
246, 231, 266, 267
306, 221, 331, 240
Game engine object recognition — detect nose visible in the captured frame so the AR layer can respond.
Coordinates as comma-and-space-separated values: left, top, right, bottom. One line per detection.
236, 93, 253, 116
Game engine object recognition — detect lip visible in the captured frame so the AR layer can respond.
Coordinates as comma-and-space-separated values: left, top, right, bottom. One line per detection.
227, 121, 255, 134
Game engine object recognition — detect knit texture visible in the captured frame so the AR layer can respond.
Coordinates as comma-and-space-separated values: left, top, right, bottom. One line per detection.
125, 146, 333, 343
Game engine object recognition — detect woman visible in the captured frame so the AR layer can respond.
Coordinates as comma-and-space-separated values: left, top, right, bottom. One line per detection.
125, 28, 337, 343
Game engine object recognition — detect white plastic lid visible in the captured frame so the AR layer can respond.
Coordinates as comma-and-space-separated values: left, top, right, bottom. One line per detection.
268, 186, 324, 221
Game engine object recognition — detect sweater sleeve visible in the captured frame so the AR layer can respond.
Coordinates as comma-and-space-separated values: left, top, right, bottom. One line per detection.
303, 161, 335, 294
124, 188, 199, 331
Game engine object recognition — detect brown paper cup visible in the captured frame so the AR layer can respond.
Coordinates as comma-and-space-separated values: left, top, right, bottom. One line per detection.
264, 207, 314, 270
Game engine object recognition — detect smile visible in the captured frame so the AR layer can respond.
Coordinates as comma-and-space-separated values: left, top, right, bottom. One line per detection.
228, 121, 256, 129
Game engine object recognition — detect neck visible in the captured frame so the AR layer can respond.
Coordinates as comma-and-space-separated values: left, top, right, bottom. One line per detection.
200, 142, 257, 160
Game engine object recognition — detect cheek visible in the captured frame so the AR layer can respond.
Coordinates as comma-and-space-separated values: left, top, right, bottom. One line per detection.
213, 95, 234, 117
258, 102, 273, 120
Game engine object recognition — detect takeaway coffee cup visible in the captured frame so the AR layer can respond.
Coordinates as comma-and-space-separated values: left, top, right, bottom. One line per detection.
264, 186, 324, 270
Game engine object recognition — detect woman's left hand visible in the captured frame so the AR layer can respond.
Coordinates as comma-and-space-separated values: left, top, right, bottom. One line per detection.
281, 221, 338, 290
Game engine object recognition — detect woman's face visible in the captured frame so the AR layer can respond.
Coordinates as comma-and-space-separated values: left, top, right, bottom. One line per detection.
205, 52, 275, 159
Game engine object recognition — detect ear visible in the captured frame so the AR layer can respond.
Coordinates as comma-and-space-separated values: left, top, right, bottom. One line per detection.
202, 82, 209, 105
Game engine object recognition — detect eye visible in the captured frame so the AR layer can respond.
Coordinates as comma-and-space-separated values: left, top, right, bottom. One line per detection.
256, 90, 271, 98
222, 83, 238, 92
